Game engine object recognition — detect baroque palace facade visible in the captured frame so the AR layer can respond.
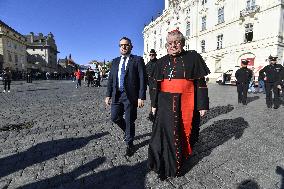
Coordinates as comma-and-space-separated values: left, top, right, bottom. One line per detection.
143, 0, 284, 78
0, 20, 61, 75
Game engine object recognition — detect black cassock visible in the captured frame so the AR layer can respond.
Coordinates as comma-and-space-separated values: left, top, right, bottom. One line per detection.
148, 50, 210, 178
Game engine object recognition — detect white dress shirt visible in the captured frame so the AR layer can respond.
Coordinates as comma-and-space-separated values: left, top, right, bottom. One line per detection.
118, 55, 130, 89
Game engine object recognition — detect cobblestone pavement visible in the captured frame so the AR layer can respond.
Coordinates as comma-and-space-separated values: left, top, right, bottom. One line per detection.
0, 80, 284, 189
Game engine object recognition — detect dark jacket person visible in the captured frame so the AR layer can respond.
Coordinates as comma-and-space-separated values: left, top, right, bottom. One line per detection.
148, 30, 210, 179
259, 55, 284, 108
235, 59, 253, 105
105, 37, 147, 157
146, 49, 158, 121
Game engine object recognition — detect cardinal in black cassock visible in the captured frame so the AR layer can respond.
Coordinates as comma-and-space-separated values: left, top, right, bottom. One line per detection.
148, 30, 210, 179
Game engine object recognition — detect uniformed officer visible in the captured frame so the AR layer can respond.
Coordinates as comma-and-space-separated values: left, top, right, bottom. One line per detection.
235, 59, 253, 105
259, 55, 284, 109
146, 49, 158, 122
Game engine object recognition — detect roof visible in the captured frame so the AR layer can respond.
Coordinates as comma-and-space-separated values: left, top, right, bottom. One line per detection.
0, 20, 26, 38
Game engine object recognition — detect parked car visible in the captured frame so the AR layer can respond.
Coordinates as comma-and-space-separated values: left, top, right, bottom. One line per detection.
216, 66, 240, 85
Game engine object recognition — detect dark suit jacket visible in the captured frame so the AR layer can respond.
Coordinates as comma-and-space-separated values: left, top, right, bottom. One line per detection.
106, 54, 147, 105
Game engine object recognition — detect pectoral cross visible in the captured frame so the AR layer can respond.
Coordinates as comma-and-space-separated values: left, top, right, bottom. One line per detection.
168, 69, 173, 81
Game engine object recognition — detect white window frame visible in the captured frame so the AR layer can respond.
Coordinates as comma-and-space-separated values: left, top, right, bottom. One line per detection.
186, 22, 191, 36
201, 40, 206, 53
201, 16, 207, 31
218, 7, 224, 24
217, 34, 223, 49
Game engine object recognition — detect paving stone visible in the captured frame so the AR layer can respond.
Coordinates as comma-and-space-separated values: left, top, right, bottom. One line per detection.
0, 81, 283, 188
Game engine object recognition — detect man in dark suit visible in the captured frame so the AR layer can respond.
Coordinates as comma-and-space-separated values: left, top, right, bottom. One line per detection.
105, 37, 147, 156
146, 49, 158, 122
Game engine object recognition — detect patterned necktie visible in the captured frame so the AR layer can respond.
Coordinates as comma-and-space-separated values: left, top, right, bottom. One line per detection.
119, 56, 127, 91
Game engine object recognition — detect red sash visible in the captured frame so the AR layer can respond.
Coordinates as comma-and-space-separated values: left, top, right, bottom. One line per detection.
161, 79, 194, 156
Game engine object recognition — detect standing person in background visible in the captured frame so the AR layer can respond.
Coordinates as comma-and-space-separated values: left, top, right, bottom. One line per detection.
2, 67, 12, 93
146, 49, 158, 122
85, 68, 93, 87
74, 68, 83, 88
235, 60, 253, 105
96, 68, 101, 87
27, 71, 32, 83
105, 37, 147, 157
248, 67, 256, 94
148, 30, 210, 179
259, 55, 284, 109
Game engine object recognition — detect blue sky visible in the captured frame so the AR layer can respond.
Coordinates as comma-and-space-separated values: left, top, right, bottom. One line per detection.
0, 0, 164, 65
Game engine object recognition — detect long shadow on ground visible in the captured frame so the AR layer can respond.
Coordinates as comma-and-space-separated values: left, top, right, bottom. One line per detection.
17, 158, 148, 189
237, 179, 260, 189
0, 132, 109, 179
181, 117, 249, 175
247, 96, 260, 104
200, 104, 234, 126
276, 166, 284, 189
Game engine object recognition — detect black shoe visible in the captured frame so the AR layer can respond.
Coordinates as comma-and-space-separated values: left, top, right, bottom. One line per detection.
274, 105, 280, 109
125, 145, 134, 157
267, 105, 272, 108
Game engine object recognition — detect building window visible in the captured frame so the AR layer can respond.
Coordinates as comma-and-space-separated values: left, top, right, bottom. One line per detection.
202, 0, 207, 5
186, 22, 190, 36
215, 60, 222, 72
201, 16, 207, 31
246, 0, 255, 10
218, 7, 224, 24
245, 23, 253, 42
186, 8, 190, 14
217, 34, 223, 49
160, 38, 163, 48
14, 43, 17, 49
154, 41, 156, 50
201, 40, 206, 53
8, 52, 12, 62
15, 54, 18, 63
146, 43, 149, 52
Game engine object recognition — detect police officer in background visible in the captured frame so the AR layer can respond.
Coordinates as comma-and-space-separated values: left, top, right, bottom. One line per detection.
259, 55, 284, 109
235, 59, 253, 105
146, 49, 158, 122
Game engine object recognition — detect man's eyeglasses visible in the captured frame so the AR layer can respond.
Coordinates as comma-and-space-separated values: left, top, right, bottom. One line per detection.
165, 41, 182, 47
119, 44, 131, 47
149, 54, 156, 57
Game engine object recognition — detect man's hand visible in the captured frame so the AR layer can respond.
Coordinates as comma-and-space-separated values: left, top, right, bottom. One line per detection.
151, 107, 156, 115
264, 77, 267, 81
138, 99, 144, 108
277, 85, 282, 90
105, 97, 111, 106
199, 110, 207, 117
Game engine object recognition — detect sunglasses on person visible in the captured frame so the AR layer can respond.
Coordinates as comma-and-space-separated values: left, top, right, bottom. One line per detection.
119, 44, 131, 47
149, 54, 156, 56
